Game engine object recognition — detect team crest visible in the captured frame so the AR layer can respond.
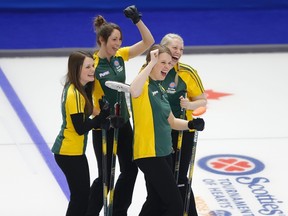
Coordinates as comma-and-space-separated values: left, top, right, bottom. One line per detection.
169, 82, 176, 88
114, 60, 120, 67
113, 59, 123, 73
166, 82, 176, 94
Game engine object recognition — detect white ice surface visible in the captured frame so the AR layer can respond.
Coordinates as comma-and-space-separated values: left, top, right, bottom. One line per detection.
1, 53, 288, 215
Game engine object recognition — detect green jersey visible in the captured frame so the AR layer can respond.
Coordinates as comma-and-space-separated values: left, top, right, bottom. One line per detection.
93, 47, 130, 122
131, 78, 173, 160
162, 62, 205, 121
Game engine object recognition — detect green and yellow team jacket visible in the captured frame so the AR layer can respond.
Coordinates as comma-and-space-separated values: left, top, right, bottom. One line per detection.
93, 47, 130, 122
161, 62, 205, 121
131, 78, 173, 160
52, 84, 88, 155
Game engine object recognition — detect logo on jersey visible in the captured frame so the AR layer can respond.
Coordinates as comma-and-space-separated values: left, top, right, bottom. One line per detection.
114, 60, 120, 67
99, 70, 110, 78
113, 59, 124, 73
198, 154, 265, 175
166, 82, 176, 94
169, 82, 176, 88
152, 91, 159, 96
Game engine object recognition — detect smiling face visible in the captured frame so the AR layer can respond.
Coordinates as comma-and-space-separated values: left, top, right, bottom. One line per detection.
101, 29, 122, 58
165, 37, 184, 67
160, 34, 184, 67
150, 52, 172, 81
79, 57, 95, 86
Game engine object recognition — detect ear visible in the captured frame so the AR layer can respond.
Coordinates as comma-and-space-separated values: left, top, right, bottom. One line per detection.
99, 36, 105, 45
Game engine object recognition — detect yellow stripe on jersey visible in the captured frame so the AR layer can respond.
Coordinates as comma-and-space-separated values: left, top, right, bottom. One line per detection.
178, 63, 205, 93
73, 87, 82, 113
52, 84, 87, 155
177, 63, 205, 122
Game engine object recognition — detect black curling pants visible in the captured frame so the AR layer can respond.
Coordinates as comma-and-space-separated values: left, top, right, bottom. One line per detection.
86, 121, 138, 216
172, 130, 198, 216
55, 154, 90, 216
136, 155, 183, 216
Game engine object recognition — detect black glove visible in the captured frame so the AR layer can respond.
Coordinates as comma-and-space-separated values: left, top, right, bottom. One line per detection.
99, 97, 109, 112
98, 98, 110, 118
92, 112, 110, 130
100, 118, 111, 131
110, 115, 125, 129
98, 97, 111, 130
188, 118, 205, 131
123, 5, 142, 24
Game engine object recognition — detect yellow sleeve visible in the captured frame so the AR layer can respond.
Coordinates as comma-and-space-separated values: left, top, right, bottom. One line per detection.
116, 47, 130, 61
66, 87, 85, 115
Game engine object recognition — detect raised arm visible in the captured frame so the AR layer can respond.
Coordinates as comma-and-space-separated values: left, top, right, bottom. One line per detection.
130, 49, 158, 98
123, 5, 155, 59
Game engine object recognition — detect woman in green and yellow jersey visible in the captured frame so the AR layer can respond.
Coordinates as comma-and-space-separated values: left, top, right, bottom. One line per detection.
130, 44, 204, 216
87, 5, 155, 216
161, 33, 207, 216
52, 51, 110, 216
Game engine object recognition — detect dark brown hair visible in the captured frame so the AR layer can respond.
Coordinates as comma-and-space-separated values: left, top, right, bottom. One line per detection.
64, 51, 94, 116
93, 15, 122, 47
